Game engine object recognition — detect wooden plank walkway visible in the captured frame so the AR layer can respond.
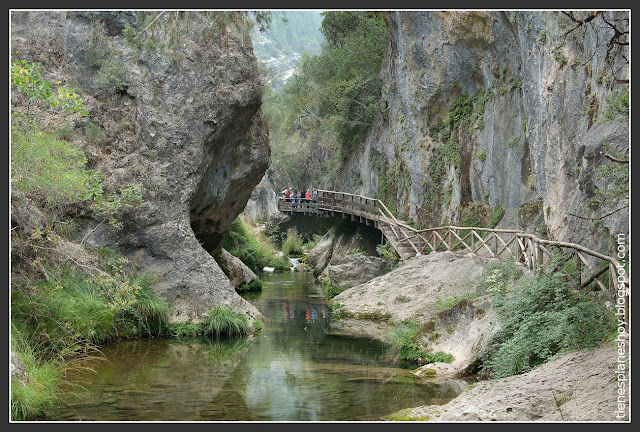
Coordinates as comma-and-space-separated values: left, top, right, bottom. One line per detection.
278, 189, 630, 330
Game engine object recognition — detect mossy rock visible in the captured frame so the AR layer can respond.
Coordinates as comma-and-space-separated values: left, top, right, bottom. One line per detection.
384, 408, 430, 421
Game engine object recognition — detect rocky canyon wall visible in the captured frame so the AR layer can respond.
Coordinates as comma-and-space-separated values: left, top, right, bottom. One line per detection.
336, 11, 629, 255
11, 11, 271, 322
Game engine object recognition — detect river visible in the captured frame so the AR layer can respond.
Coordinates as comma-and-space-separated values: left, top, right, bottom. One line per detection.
47, 271, 466, 421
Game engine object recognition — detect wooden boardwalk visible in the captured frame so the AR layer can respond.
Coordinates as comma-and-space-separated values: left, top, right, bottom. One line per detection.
278, 189, 630, 329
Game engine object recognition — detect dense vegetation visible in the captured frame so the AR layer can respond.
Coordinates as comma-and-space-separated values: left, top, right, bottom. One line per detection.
10, 60, 166, 420
222, 217, 291, 272
390, 319, 454, 365
475, 260, 617, 378
262, 11, 388, 191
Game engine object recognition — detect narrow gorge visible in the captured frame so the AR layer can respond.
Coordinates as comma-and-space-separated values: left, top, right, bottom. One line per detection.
10, 10, 629, 423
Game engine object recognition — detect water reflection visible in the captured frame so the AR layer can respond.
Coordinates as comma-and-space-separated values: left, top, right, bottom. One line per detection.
50, 338, 254, 421
49, 271, 466, 421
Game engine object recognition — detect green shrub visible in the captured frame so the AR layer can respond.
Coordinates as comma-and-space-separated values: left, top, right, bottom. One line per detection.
11, 129, 93, 212
282, 228, 304, 257
303, 234, 323, 252
223, 217, 290, 272
489, 204, 506, 228
480, 270, 617, 378
377, 242, 401, 270
391, 319, 427, 362
435, 294, 471, 311
399, 340, 427, 362
127, 275, 171, 337
167, 322, 201, 338
271, 256, 293, 272
323, 278, 347, 299
11, 60, 88, 116
424, 351, 454, 363
92, 54, 130, 97
200, 306, 250, 337
475, 259, 523, 302
391, 324, 453, 364
237, 279, 263, 293
56, 122, 76, 140
11, 123, 142, 230
597, 87, 629, 124
477, 149, 487, 162
554, 49, 568, 67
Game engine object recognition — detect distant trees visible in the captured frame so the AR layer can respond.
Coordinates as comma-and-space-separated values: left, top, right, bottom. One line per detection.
264, 11, 388, 189
253, 11, 324, 59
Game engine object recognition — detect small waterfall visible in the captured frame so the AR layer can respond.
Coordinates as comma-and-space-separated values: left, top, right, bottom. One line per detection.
289, 257, 300, 271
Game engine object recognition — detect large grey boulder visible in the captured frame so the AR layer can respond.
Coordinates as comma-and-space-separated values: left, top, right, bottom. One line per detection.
306, 228, 336, 275
216, 249, 259, 290
242, 170, 280, 224
327, 253, 388, 288
333, 252, 494, 324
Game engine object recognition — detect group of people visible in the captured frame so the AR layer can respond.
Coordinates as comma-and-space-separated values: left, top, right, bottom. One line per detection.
281, 187, 318, 203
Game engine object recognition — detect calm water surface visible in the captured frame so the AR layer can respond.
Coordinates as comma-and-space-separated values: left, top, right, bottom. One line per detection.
48, 271, 465, 421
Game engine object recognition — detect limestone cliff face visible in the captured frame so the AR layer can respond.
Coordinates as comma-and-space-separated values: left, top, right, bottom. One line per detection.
11, 11, 270, 321
241, 169, 280, 223
336, 11, 629, 255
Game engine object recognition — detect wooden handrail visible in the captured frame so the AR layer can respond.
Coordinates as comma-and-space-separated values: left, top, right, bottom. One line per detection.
278, 189, 629, 330
277, 190, 629, 286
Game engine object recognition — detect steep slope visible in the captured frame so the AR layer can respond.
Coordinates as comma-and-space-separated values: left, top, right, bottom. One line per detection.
11, 11, 270, 321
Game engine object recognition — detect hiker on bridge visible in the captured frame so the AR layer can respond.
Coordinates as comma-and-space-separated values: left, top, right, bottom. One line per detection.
305, 189, 312, 203
282, 188, 291, 202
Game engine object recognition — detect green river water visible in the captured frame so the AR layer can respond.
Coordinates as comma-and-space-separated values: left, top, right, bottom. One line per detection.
47, 271, 466, 421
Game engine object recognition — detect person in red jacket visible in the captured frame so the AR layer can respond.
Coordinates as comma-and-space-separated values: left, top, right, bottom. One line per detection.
283, 188, 291, 202
305, 189, 312, 203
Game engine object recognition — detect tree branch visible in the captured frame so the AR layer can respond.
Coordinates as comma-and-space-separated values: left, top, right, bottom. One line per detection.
600, 151, 629, 164
565, 204, 628, 221
143, 11, 166, 32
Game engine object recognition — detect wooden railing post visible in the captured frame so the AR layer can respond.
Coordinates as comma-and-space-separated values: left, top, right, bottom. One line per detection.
536, 243, 544, 273
609, 262, 616, 296
471, 230, 475, 253
332, 192, 336, 213
574, 250, 581, 286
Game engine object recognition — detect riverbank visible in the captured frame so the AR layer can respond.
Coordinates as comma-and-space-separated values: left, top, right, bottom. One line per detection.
330, 251, 501, 375
389, 342, 628, 421
322, 249, 626, 422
